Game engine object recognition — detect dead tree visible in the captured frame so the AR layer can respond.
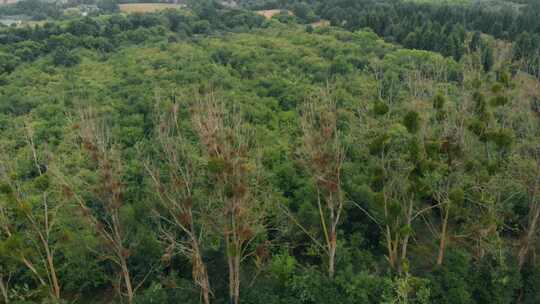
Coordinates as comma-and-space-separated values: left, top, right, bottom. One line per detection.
379, 157, 416, 272
432, 103, 467, 266
191, 92, 265, 304
54, 112, 136, 304
298, 90, 344, 279
145, 100, 211, 304
513, 142, 540, 269
0, 125, 62, 301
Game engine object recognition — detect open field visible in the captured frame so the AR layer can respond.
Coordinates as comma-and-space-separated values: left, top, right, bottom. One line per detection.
119, 3, 184, 13
311, 19, 330, 28
255, 9, 292, 19
0, 0, 19, 5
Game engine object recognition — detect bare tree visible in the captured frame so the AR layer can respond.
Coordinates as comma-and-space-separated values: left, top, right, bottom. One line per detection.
512, 142, 540, 269
298, 89, 344, 279
0, 124, 62, 301
429, 101, 467, 266
54, 112, 136, 304
191, 92, 265, 304
145, 99, 211, 304
379, 156, 416, 272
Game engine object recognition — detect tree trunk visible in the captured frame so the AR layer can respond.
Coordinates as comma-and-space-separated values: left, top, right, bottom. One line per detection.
0, 276, 8, 304
120, 256, 134, 304
399, 202, 414, 272
386, 226, 396, 270
518, 205, 540, 269
192, 240, 211, 304
328, 231, 336, 279
233, 254, 241, 304
437, 206, 450, 266
401, 234, 410, 266
201, 278, 211, 304
45, 247, 60, 299
226, 236, 235, 304
226, 243, 241, 304
21, 256, 47, 287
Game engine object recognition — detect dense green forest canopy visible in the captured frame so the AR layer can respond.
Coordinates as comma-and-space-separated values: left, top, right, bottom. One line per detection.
0, 0, 539, 303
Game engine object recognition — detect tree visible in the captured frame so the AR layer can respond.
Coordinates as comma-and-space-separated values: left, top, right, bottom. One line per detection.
54, 112, 136, 303
424, 96, 467, 266
0, 53, 20, 74
292, 2, 315, 23
0, 123, 62, 301
145, 100, 211, 304
366, 116, 432, 272
511, 141, 540, 269
97, 0, 118, 13
470, 31, 482, 52
191, 92, 266, 304
52, 47, 81, 67
298, 89, 345, 279
481, 43, 494, 73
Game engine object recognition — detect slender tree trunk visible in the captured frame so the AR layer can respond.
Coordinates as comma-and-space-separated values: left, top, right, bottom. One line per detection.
437, 206, 451, 266
518, 205, 540, 269
386, 226, 396, 270
0, 276, 8, 304
226, 241, 241, 304
21, 256, 47, 287
401, 234, 410, 266
201, 276, 211, 304
233, 253, 241, 304
400, 203, 413, 265
119, 256, 134, 304
45, 247, 60, 299
192, 240, 211, 304
226, 236, 235, 304
328, 230, 336, 279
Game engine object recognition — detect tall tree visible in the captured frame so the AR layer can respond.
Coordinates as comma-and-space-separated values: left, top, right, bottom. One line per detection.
145, 100, 212, 304
0, 123, 62, 301
54, 112, 136, 303
191, 92, 265, 304
298, 89, 345, 279
512, 141, 540, 269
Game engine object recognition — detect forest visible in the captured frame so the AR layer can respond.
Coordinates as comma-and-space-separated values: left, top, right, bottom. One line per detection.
0, 0, 539, 303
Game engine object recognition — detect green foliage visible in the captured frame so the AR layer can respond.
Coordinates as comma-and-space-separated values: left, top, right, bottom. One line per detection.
469, 254, 522, 304
481, 44, 494, 72
0, 53, 20, 75
0, 4, 539, 303
486, 128, 514, 151
522, 265, 540, 304
489, 95, 509, 107
403, 111, 420, 134
429, 249, 473, 304
433, 93, 446, 110
52, 47, 81, 67
373, 100, 390, 116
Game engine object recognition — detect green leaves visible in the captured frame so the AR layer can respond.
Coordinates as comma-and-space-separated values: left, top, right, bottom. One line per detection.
0, 234, 24, 257
449, 188, 465, 205
373, 100, 389, 116
433, 94, 446, 110
206, 157, 227, 174
486, 129, 514, 151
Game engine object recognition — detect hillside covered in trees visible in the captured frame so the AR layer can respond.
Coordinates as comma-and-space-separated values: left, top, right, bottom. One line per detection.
0, 0, 539, 303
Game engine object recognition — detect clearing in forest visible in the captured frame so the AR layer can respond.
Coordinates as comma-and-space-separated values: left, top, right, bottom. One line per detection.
118, 3, 184, 13
0, 0, 18, 5
256, 9, 292, 19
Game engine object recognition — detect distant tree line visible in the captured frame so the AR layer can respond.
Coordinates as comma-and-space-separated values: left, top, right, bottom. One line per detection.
242, 0, 540, 78
0, 6, 265, 75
